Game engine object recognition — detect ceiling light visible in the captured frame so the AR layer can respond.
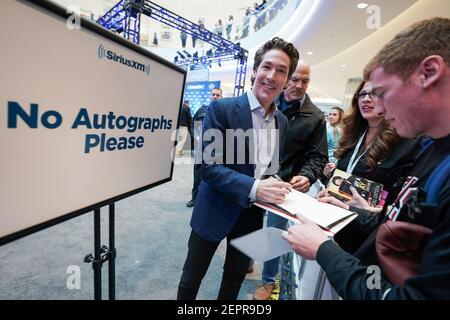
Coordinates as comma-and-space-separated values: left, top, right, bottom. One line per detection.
341, 64, 347, 68
357, 3, 369, 9
307, 51, 314, 55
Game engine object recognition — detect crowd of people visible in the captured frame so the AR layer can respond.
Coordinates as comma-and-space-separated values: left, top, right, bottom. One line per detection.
178, 0, 288, 47
209, 0, 288, 40
175, 17, 450, 300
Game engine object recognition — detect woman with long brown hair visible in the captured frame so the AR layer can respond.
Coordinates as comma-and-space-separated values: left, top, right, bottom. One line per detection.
324, 81, 416, 185
323, 80, 421, 253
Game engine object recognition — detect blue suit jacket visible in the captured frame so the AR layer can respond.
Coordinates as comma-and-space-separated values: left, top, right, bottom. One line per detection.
190, 93, 288, 242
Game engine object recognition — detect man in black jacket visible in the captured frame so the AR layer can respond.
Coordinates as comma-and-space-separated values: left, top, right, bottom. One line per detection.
254, 61, 328, 300
186, 88, 223, 207
276, 62, 327, 189
177, 100, 192, 157
283, 18, 450, 299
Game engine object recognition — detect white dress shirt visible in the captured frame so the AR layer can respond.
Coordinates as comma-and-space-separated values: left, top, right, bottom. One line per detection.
246, 90, 280, 202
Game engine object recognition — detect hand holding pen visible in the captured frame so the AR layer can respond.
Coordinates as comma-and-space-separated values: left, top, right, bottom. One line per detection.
255, 176, 292, 204
273, 175, 292, 193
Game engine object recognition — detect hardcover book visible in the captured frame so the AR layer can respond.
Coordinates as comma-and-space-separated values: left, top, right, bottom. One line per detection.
327, 169, 386, 207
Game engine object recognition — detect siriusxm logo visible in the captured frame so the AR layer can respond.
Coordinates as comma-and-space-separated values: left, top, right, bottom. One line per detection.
98, 44, 150, 76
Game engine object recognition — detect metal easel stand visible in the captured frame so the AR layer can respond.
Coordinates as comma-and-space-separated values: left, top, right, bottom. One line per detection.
83, 204, 117, 300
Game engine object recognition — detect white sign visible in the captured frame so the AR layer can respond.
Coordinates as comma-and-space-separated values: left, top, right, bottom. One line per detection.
0, 0, 186, 243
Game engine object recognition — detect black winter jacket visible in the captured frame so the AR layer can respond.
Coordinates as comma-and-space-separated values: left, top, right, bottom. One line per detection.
179, 104, 192, 127
317, 134, 450, 299
277, 93, 328, 183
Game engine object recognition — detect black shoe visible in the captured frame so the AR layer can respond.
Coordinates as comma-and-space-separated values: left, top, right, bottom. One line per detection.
186, 199, 195, 208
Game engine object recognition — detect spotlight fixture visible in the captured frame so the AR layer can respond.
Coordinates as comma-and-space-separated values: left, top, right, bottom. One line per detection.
218, 60, 222, 67
174, 56, 179, 63
177, 51, 186, 59
183, 50, 192, 58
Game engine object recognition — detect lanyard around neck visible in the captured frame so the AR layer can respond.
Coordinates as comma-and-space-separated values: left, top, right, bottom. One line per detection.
346, 129, 368, 174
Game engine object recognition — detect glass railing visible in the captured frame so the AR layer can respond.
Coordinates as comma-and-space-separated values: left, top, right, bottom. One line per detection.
233, 0, 290, 41
134, 0, 298, 50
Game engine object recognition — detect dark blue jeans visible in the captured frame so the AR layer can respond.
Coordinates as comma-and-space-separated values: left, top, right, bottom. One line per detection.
191, 165, 201, 201
262, 213, 288, 284
177, 206, 263, 300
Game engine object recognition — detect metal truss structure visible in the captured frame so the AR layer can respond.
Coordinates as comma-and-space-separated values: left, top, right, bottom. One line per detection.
98, 0, 248, 96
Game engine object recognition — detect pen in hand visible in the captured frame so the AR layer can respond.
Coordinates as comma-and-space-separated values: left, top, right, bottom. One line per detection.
274, 175, 292, 193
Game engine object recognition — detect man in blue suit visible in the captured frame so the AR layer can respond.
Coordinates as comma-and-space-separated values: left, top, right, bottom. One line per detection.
177, 37, 300, 300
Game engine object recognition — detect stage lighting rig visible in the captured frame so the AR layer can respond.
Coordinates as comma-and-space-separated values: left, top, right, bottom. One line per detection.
98, 0, 249, 96
182, 50, 192, 58
177, 51, 186, 59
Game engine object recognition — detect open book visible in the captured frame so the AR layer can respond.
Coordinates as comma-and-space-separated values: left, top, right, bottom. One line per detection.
255, 189, 357, 236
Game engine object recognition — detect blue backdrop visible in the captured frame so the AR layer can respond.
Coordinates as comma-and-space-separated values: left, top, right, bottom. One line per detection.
183, 80, 221, 116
